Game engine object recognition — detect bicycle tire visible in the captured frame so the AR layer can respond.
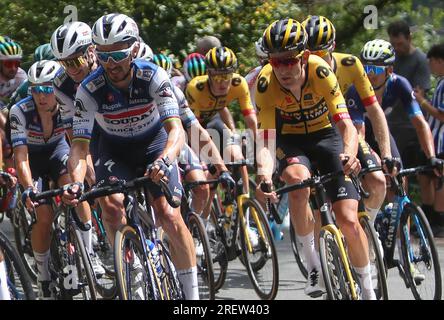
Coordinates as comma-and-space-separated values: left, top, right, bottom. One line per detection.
188, 212, 215, 300
67, 223, 97, 300
359, 215, 388, 300
289, 215, 308, 279
319, 229, 355, 300
209, 198, 228, 291
399, 202, 442, 300
0, 230, 36, 300
239, 198, 279, 300
12, 202, 38, 282
114, 225, 163, 300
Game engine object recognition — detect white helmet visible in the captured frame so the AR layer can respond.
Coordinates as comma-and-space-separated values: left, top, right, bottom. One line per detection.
360, 39, 395, 66
255, 37, 267, 59
28, 60, 61, 84
136, 42, 153, 60
50, 22, 92, 60
92, 13, 139, 46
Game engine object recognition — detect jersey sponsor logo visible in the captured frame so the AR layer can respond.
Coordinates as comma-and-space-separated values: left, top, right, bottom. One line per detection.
257, 77, 268, 93
107, 93, 115, 102
330, 81, 340, 96
337, 186, 348, 197
9, 114, 22, 131
129, 98, 150, 104
340, 56, 356, 67
75, 99, 87, 114
136, 69, 154, 81
316, 66, 330, 79
336, 103, 348, 110
53, 71, 68, 87
346, 98, 357, 109
156, 81, 173, 98
85, 75, 105, 92
303, 94, 313, 101
104, 160, 116, 173
231, 77, 242, 86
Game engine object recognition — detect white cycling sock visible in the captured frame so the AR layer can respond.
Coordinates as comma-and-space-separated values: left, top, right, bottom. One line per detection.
298, 231, 320, 272
177, 266, 199, 300
0, 261, 11, 300
366, 207, 379, 225
33, 249, 51, 281
354, 263, 376, 300
80, 220, 93, 254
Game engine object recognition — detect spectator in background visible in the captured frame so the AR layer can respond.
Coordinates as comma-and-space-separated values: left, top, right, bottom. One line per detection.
387, 20, 431, 92
386, 21, 434, 215
196, 35, 221, 55
414, 43, 444, 237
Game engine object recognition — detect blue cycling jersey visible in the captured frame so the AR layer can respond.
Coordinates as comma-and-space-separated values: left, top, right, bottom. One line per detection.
73, 59, 180, 144
9, 96, 67, 152
346, 73, 423, 124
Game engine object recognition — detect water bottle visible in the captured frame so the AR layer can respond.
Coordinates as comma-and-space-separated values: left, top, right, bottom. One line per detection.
146, 239, 162, 277
269, 220, 283, 241
375, 203, 392, 240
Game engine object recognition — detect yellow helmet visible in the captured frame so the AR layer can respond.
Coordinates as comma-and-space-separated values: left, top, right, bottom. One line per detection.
261, 18, 307, 54
302, 15, 336, 51
205, 46, 237, 71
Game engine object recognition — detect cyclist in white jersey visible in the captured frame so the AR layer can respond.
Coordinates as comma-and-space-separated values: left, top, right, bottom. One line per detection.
62, 13, 199, 299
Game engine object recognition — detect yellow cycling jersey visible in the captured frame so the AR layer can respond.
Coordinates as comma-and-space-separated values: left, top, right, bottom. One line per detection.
255, 54, 350, 135
185, 73, 255, 124
332, 52, 377, 107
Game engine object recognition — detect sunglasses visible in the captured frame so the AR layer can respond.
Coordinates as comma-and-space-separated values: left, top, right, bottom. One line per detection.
30, 85, 54, 94
59, 55, 87, 69
209, 72, 233, 82
3, 60, 20, 68
96, 45, 134, 63
269, 52, 303, 68
364, 65, 386, 75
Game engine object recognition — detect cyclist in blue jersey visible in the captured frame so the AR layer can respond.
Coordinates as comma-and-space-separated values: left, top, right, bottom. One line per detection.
61, 13, 198, 299
347, 40, 437, 172
10, 60, 93, 299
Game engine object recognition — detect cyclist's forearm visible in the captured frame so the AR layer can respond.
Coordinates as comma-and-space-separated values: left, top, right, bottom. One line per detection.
160, 120, 184, 162
198, 126, 226, 168
256, 146, 274, 180
219, 107, 236, 131
244, 113, 258, 141
16, 160, 33, 188
68, 141, 89, 183
337, 119, 358, 156
366, 103, 391, 159
412, 116, 435, 158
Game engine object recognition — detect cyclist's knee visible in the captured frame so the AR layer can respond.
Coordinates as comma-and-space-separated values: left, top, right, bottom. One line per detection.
99, 196, 125, 224
364, 171, 386, 196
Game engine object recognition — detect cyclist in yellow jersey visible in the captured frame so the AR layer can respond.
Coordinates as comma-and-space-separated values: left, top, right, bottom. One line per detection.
186, 47, 258, 195
303, 15, 398, 241
255, 18, 376, 299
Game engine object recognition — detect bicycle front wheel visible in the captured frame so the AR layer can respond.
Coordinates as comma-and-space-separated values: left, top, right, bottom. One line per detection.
239, 198, 279, 300
209, 197, 228, 291
360, 215, 388, 300
0, 231, 35, 300
319, 229, 356, 300
114, 225, 163, 300
188, 212, 215, 300
399, 203, 442, 300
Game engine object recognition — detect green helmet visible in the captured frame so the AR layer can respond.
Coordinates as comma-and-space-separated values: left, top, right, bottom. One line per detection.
33, 43, 56, 62
153, 54, 173, 77
0, 36, 23, 60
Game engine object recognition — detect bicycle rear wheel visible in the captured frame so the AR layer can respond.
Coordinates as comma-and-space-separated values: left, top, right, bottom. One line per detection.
399, 203, 442, 300
319, 229, 356, 300
158, 241, 185, 300
240, 198, 279, 300
289, 215, 308, 279
188, 212, 215, 300
114, 225, 162, 300
0, 231, 35, 300
359, 215, 388, 300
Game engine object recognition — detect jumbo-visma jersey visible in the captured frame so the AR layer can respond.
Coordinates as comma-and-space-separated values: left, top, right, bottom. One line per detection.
255, 55, 350, 135
332, 52, 376, 107
185, 74, 255, 125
